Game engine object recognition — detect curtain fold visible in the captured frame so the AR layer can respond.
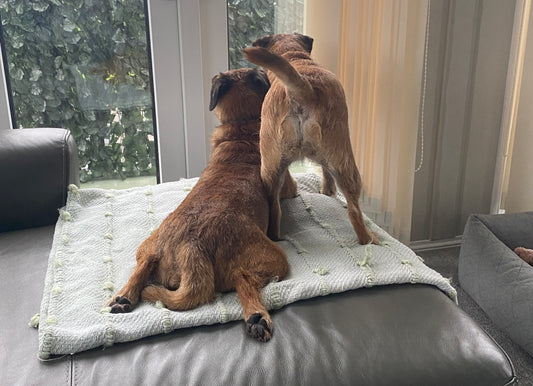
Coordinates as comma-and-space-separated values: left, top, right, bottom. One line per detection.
337, 0, 428, 242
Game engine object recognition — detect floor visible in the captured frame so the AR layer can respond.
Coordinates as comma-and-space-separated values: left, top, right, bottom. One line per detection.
419, 247, 533, 384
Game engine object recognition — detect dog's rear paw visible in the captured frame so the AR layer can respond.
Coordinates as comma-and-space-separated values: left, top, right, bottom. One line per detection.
109, 296, 133, 313
358, 231, 380, 245
246, 313, 273, 342
321, 185, 337, 196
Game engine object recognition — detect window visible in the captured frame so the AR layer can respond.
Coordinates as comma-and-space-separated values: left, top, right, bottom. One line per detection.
227, 0, 304, 69
0, 0, 158, 188
0, 0, 314, 188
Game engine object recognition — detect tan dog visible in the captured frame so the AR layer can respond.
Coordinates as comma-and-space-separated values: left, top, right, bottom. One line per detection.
107, 68, 289, 342
243, 33, 378, 245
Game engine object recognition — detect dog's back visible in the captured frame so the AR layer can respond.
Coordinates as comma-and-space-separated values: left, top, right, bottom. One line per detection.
243, 36, 350, 153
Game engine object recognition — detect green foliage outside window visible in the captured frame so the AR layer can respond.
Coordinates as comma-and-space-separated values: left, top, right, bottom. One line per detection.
0, 0, 155, 183
227, 0, 275, 69
227, 0, 304, 69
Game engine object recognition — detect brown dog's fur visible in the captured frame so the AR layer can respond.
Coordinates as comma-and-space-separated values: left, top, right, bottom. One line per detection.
243, 33, 378, 245
107, 68, 290, 342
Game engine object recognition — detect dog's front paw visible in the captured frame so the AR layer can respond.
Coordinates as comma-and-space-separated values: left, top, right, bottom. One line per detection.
108, 296, 133, 313
246, 313, 273, 342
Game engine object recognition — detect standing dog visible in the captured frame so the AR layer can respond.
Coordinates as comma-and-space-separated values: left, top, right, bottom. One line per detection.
107, 68, 289, 342
243, 33, 378, 245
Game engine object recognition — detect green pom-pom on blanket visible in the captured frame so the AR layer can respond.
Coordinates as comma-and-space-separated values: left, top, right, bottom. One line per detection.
103, 281, 114, 291
358, 244, 373, 267
313, 267, 329, 276
68, 184, 79, 194
29, 313, 40, 328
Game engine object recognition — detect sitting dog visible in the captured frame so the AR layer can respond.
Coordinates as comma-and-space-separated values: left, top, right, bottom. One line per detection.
243, 33, 378, 245
107, 68, 289, 342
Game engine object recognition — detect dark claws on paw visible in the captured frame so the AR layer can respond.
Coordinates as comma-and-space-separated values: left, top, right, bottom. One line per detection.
246, 313, 272, 342
109, 296, 133, 313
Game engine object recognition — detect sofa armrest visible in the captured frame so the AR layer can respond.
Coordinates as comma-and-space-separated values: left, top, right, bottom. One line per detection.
473, 212, 533, 249
0, 128, 79, 232
459, 213, 533, 356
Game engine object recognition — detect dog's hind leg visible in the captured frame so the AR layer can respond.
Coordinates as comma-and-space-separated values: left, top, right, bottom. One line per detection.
234, 236, 289, 342
328, 149, 379, 245
261, 157, 289, 241
280, 171, 298, 199
321, 165, 337, 196
108, 232, 159, 313
141, 245, 215, 311
260, 114, 297, 240
235, 271, 273, 342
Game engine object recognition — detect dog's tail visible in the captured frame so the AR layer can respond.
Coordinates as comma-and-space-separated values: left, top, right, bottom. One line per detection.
243, 47, 313, 104
141, 246, 215, 311
141, 284, 212, 311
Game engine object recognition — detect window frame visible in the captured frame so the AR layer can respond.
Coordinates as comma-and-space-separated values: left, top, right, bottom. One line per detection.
0, 33, 12, 129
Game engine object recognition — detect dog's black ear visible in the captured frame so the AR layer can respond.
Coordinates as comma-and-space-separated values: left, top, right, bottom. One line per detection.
246, 69, 270, 97
209, 73, 233, 111
252, 35, 272, 48
296, 33, 313, 53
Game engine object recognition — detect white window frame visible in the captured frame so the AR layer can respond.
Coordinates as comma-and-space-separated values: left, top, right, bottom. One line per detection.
0, 42, 12, 129
0, 0, 228, 182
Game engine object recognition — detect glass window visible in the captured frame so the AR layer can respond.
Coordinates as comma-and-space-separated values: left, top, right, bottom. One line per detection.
227, 0, 304, 69
0, 0, 157, 188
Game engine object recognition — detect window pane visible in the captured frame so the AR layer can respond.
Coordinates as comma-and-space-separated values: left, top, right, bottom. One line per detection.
227, 0, 304, 69
0, 0, 157, 187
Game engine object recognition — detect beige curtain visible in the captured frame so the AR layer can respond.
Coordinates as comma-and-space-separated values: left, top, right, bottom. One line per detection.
336, 0, 428, 242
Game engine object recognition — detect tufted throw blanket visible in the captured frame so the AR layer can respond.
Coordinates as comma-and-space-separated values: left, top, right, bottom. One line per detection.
36, 174, 457, 359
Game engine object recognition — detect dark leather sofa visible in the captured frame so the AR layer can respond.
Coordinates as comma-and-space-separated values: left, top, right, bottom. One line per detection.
0, 128, 516, 385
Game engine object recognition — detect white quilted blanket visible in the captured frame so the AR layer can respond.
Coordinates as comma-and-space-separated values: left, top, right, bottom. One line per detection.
37, 174, 456, 358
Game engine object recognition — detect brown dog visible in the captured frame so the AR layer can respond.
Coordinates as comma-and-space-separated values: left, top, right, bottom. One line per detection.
107, 68, 289, 342
243, 33, 378, 245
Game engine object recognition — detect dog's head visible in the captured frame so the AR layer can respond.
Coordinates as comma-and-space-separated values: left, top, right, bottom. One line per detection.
209, 68, 270, 123
251, 33, 313, 56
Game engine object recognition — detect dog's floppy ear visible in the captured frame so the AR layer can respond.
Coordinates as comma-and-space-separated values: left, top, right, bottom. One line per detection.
252, 35, 272, 48
209, 73, 233, 111
296, 33, 313, 53
246, 69, 270, 97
